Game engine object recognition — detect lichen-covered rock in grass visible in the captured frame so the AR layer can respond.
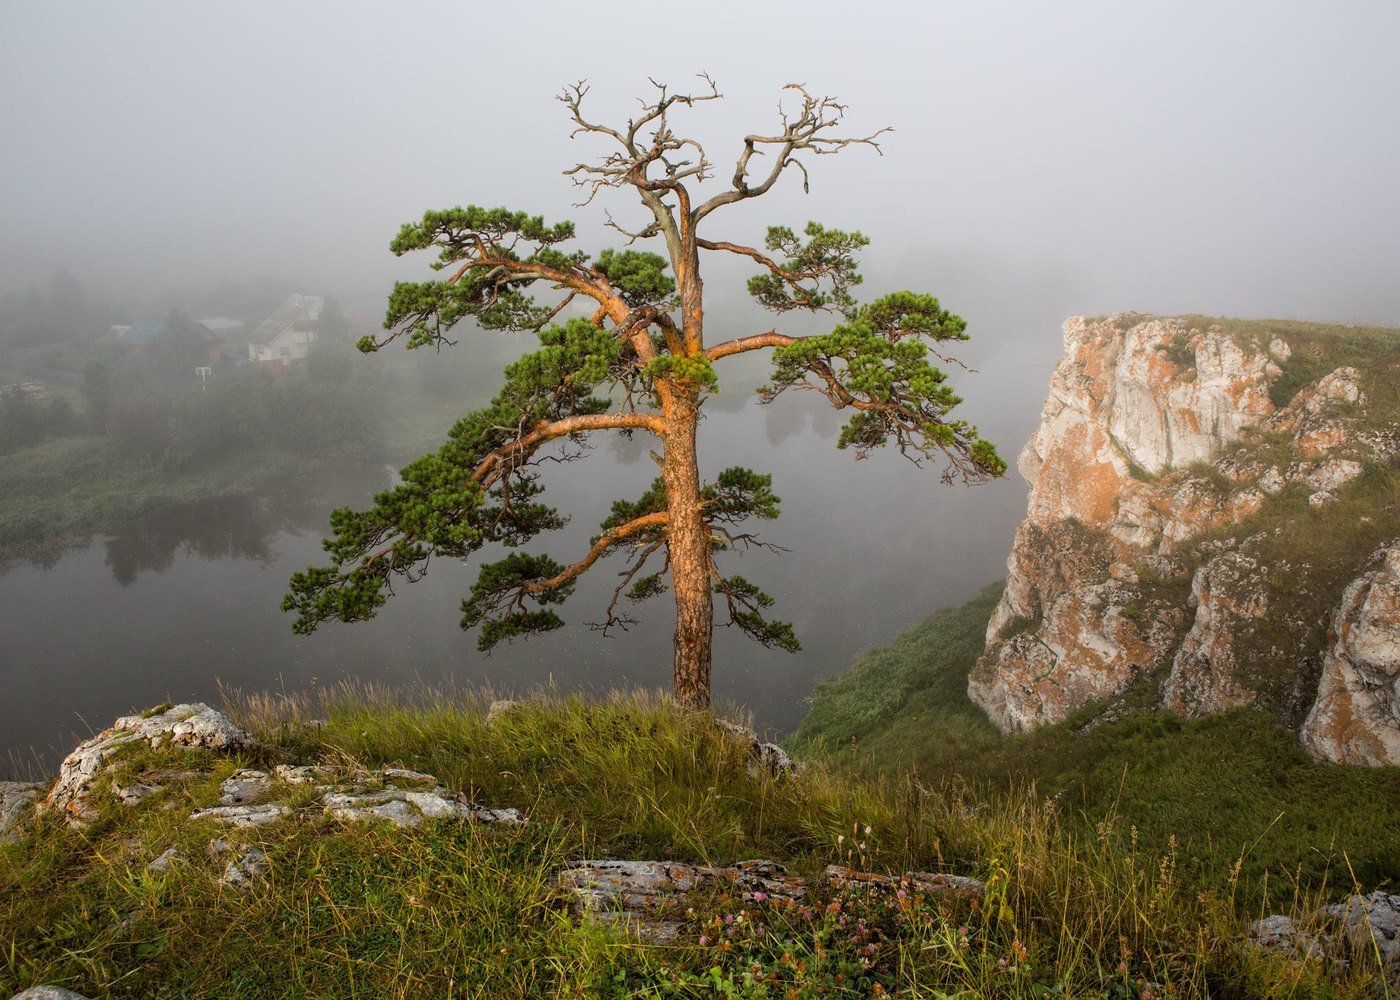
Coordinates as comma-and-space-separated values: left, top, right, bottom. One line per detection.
485, 699, 519, 725
1324, 891, 1400, 967
219, 847, 269, 888
146, 847, 181, 873
717, 720, 802, 778
1301, 544, 1400, 765
43, 703, 251, 826
219, 769, 272, 806
556, 859, 985, 943
0, 781, 44, 843
1246, 914, 1326, 960
10, 987, 94, 999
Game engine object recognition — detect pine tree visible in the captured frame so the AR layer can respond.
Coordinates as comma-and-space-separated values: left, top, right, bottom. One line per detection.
284, 79, 1005, 706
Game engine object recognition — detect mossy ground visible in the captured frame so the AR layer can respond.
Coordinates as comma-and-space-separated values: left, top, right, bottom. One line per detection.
2, 686, 1393, 998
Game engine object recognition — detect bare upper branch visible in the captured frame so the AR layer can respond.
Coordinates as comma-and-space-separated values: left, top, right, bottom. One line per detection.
693, 84, 890, 224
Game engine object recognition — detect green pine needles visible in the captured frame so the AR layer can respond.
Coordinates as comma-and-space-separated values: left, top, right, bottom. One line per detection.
285, 77, 1004, 704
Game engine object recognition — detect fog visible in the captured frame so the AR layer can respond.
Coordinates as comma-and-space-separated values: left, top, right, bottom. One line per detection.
2, 3, 1399, 761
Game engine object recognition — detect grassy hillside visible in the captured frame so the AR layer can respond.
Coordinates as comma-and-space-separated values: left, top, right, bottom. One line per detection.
4, 687, 1390, 997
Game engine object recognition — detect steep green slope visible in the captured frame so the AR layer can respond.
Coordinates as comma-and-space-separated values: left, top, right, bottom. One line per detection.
791, 577, 1400, 908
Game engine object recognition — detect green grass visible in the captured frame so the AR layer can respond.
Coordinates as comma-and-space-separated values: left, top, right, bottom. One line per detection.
3, 686, 1390, 997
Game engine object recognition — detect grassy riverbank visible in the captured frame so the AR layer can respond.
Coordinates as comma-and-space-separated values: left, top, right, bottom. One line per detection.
2, 686, 1393, 997
0, 391, 469, 565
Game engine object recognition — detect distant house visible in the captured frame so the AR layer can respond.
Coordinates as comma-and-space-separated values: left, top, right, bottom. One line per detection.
247, 294, 324, 368
110, 318, 224, 364
113, 319, 167, 349
194, 317, 247, 365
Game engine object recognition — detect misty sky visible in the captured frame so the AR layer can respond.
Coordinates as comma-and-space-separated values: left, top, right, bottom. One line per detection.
3, 1, 1397, 328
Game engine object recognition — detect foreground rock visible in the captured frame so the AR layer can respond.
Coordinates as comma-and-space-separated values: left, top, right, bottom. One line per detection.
11, 987, 93, 1000
43, 704, 251, 826
1248, 891, 1400, 973
0, 781, 44, 843
1326, 891, 1400, 967
967, 314, 1399, 763
556, 859, 983, 942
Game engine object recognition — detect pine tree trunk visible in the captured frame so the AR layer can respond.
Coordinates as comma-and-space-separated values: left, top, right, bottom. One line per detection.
663, 391, 712, 707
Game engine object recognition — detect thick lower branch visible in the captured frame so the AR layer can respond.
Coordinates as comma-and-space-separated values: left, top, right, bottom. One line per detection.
523, 511, 669, 594
472, 412, 666, 485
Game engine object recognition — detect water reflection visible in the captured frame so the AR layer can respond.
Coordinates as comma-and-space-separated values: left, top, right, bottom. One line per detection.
103, 496, 288, 585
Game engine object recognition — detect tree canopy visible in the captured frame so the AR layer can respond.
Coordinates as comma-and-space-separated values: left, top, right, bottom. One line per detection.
284, 78, 1005, 705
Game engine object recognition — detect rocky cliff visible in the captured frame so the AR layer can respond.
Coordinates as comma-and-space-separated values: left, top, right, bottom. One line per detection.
967, 314, 1400, 764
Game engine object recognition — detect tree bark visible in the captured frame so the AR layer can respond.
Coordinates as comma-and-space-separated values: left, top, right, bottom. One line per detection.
662, 390, 712, 707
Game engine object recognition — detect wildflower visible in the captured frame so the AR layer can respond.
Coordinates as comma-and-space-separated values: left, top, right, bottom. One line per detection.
896, 889, 907, 899
864, 824, 872, 836
826, 901, 842, 914
699, 935, 710, 946
752, 891, 768, 902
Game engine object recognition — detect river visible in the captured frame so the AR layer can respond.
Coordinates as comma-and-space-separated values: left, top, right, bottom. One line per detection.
1, 388, 1028, 776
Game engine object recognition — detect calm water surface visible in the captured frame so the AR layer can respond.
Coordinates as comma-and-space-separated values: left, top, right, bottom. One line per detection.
1, 395, 1025, 775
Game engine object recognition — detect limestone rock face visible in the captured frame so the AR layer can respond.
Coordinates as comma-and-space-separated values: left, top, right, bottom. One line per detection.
1162, 550, 1270, 717
970, 316, 1282, 732
1300, 544, 1400, 765
968, 315, 1396, 748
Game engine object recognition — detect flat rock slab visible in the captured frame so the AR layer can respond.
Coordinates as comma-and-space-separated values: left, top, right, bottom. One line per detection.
11, 988, 93, 999
555, 859, 984, 943
557, 859, 808, 943
219, 769, 272, 806
189, 804, 291, 828
44, 704, 251, 826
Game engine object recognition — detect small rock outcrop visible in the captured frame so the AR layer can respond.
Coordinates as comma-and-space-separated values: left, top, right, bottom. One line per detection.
968, 314, 1399, 762
718, 720, 802, 778
43, 703, 251, 826
1247, 891, 1400, 973
184, 765, 525, 830
0, 781, 44, 843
